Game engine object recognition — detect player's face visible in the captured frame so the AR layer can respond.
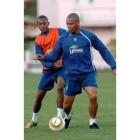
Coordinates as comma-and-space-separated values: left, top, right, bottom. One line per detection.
37, 18, 49, 33
66, 17, 80, 33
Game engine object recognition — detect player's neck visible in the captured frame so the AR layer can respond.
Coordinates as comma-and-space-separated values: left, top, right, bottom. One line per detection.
41, 29, 49, 35
71, 29, 80, 34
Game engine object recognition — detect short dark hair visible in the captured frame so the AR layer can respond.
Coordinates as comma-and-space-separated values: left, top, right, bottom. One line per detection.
37, 15, 48, 22
67, 13, 80, 22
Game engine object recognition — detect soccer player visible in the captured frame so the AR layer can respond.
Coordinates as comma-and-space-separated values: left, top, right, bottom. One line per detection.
34, 13, 116, 129
25, 15, 67, 128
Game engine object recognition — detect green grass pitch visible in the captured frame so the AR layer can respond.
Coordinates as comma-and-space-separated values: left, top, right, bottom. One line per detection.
24, 70, 116, 140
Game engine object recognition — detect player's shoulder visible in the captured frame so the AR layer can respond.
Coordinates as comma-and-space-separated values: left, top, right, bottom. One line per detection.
49, 28, 66, 32
58, 28, 67, 36
58, 28, 67, 32
80, 29, 94, 35
49, 28, 58, 31
48, 28, 59, 33
35, 34, 42, 42
59, 31, 69, 39
80, 29, 97, 38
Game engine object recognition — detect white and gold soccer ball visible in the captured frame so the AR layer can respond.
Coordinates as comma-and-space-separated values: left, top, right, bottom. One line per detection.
49, 116, 65, 131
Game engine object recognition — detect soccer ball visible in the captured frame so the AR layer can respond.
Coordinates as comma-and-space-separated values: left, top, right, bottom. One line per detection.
49, 116, 65, 131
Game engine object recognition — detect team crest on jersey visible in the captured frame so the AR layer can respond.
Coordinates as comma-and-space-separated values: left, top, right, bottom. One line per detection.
46, 49, 54, 54
69, 44, 83, 54
73, 37, 77, 42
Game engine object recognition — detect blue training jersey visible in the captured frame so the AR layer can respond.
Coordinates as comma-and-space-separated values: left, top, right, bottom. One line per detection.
43, 29, 116, 76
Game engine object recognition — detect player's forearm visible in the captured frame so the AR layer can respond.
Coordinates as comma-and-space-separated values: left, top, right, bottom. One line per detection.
93, 38, 116, 70
43, 47, 62, 63
43, 54, 59, 63
35, 43, 54, 67
41, 61, 54, 68
101, 49, 116, 70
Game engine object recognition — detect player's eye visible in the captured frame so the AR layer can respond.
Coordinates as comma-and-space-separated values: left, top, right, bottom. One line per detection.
67, 23, 73, 26
43, 23, 47, 25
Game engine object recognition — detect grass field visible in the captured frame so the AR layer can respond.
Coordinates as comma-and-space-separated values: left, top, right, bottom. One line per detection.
24, 70, 116, 140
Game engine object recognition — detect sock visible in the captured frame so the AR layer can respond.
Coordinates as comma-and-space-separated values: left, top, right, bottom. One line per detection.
65, 111, 72, 119
57, 108, 63, 117
31, 112, 38, 123
90, 118, 96, 125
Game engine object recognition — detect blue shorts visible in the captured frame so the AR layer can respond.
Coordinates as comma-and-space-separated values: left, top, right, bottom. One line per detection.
65, 72, 98, 96
38, 68, 66, 91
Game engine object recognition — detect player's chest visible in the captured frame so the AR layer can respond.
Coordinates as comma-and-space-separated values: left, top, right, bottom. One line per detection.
64, 35, 90, 53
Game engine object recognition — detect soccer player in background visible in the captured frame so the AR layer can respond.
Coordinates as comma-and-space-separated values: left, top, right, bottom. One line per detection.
34, 13, 116, 129
25, 15, 67, 128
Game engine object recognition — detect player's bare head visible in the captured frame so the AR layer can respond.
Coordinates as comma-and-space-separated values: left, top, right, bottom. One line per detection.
66, 13, 80, 33
37, 15, 49, 23
67, 13, 80, 22
37, 15, 49, 33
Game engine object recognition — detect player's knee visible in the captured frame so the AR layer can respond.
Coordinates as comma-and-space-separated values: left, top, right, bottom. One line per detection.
63, 102, 71, 111
57, 83, 64, 91
89, 94, 97, 103
36, 93, 45, 102
57, 82, 65, 88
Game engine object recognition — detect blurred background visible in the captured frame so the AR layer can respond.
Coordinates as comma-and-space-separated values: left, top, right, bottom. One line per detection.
24, 0, 116, 74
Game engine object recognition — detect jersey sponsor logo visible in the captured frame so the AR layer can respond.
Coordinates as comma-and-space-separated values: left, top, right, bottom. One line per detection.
69, 44, 83, 54
46, 49, 54, 55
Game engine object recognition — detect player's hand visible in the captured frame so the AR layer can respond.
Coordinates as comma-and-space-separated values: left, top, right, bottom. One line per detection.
33, 54, 45, 61
112, 69, 116, 77
54, 61, 62, 67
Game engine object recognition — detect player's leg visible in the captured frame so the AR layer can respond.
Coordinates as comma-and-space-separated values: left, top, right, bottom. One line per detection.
83, 72, 99, 129
33, 90, 47, 113
63, 76, 81, 128
25, 70, 53, 128
63, 95, 75, 128
63, 95, 75, 114
84, 87, 98, 119
24, 90, 47, 128
56, 77, 65, 117
84, 86, 99, 128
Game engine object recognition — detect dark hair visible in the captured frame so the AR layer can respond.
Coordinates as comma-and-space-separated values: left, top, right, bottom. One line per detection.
67, 13, 80, 22
37, 15, 48, 22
